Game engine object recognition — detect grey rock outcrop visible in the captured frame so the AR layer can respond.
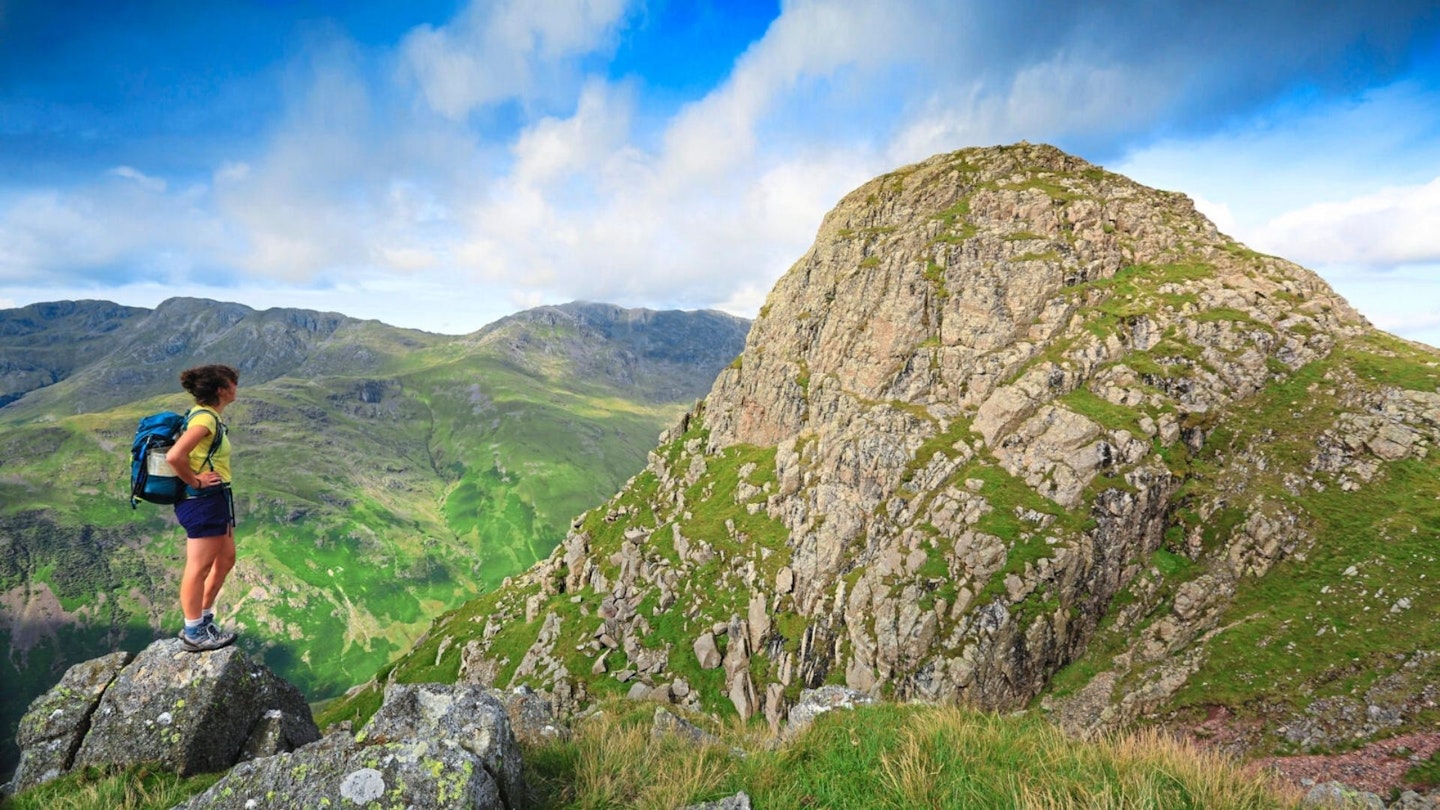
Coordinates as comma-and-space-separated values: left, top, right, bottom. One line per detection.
1302, 781, 1386, 809
176, 682, 525, 810
12, 651, 131, 791
13, 640, 317, 792
364, 683, 525, 808
175, 729, 503, 810
682, 791, 753, 810
784, 686, 877, 738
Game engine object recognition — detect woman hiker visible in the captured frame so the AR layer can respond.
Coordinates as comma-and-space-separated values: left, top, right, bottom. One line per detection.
166, 363, 240, 652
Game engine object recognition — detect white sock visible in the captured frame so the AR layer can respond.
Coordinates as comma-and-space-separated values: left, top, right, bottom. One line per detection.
184, 617, 204, 634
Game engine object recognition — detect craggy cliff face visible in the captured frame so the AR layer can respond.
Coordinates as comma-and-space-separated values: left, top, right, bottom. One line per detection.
705, 141, 1365, 599
382, 143, 1439, 753
709, 144, 1362, 449
695, 142, 1367, 708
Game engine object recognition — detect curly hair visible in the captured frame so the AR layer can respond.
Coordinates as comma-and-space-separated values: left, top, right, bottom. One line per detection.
179, 364, 239, 406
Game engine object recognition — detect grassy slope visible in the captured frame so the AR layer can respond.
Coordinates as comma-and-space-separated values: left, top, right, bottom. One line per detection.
1048, 330, 1440, 750
1163, 334, 1440, 741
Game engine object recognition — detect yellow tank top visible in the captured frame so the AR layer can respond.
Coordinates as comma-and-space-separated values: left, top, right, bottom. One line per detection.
185, 408, 231, 483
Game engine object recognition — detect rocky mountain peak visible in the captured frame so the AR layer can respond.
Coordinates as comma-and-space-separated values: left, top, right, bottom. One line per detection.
334, 143, 1439, 768
707, 142, 1364, 451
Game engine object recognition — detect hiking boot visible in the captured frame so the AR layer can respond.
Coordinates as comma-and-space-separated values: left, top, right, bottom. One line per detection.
203, 620, 237, 644
179, 623, 236, 652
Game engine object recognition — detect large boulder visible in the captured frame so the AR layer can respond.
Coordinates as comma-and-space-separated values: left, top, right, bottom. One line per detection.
73, 639, 319, 776
174, 731, 505, 810
12, 640, 318, 792
177, 683, 526, 810
363, 683, 525, 808
12, 651, 132, 791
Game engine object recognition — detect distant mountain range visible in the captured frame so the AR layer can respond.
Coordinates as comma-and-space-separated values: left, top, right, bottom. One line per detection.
0, 297, 749, 780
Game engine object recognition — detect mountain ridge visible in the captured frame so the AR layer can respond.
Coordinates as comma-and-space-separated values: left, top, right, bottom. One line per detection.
0, 300, 151, 408
1, 297, 437, 417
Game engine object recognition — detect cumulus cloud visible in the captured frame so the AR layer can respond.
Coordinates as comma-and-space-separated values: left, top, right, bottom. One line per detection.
0, 171, 223, 285
1115, 79, 1440, 231
1252, 177, 1440, 268
226, 0, 1440, 325
445, 0, 1440, 314
400, 0, 629, 119
438, 14, 897, 314
1318, 264, 1440, 347
509, 79, 638, 186
209, 31, 480, 284
1190, 195, 1238, 236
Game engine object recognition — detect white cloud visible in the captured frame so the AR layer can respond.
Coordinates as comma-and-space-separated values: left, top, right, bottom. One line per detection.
109, 166, 167, 193
204, 32, 481, 285
1251, 177, 1440, 268
423, 0, 932, 315
1374, 309, 1440, 336
895, 50, 1185, 162
0, 173, 225, 285
227, 0, 1440, 330
1190, 195, 1237, 236
1114, 80, 1440, 229
510, 79, 637, 186
657, 1, 895, 179
400, 0, 629, 120
437, 51, 883, 318
1319, 264, 1440, 348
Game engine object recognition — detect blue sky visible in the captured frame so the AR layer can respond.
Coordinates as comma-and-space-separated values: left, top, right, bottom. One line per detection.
2, 1, 1439, 346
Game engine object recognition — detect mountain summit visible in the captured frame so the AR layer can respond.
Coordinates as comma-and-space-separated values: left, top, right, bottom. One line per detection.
339, 144, 1439, 760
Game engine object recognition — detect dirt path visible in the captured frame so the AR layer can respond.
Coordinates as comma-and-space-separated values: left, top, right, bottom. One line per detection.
1245, 731, 1440, 797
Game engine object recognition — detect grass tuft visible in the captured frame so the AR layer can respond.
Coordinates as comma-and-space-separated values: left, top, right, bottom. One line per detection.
0, 764, 221, 810
517, 700, 1301, 810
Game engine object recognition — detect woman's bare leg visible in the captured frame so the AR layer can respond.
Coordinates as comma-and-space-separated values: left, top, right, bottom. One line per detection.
181, 533, 231, 621
200, 529, 236, 613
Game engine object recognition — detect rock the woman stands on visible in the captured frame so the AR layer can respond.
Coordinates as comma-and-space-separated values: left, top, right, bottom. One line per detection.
166, 364, 240, 652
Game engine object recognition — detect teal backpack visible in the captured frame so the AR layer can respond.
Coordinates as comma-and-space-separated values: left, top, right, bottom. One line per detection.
129, 408, 223, 508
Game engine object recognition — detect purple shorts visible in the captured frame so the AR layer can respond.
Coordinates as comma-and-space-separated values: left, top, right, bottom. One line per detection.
175, 486, 235, 538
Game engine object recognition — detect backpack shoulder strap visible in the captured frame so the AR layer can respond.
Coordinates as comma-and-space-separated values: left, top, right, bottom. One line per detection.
184, 407, 226, 470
